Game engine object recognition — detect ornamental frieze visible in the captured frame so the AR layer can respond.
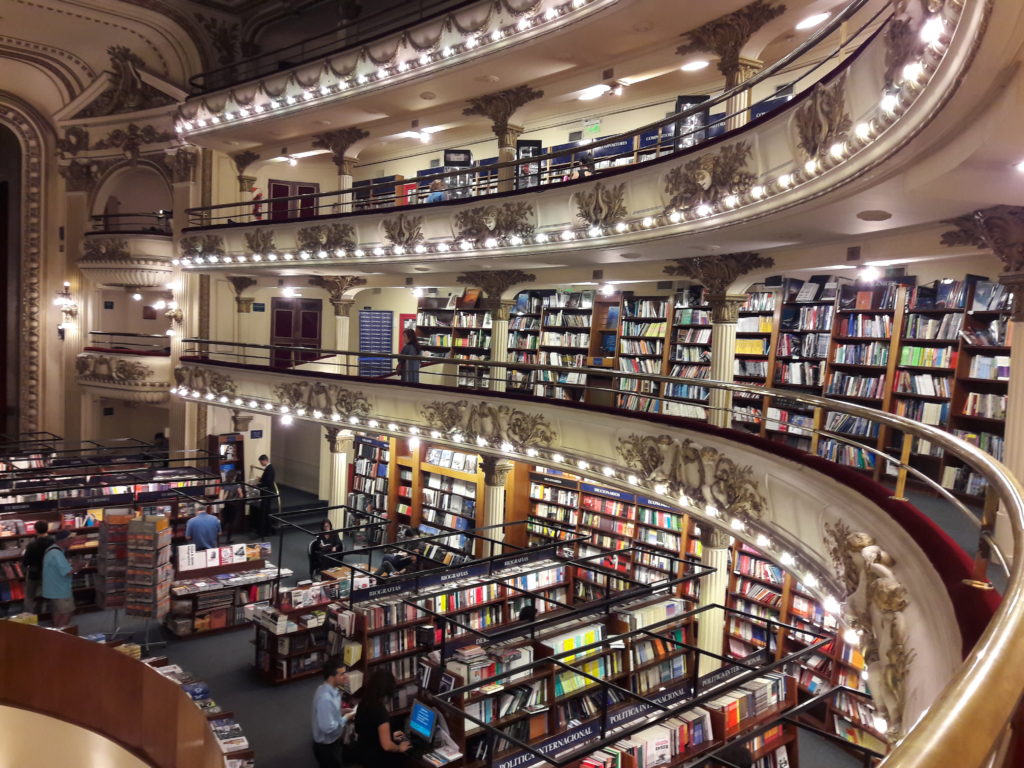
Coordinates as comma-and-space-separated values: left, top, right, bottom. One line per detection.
272, 381, 371, 419
794, 73, 852, 161
825, 521, 914, 740
180, 235, 226, 259
663, 141, 755, 212
420, 400, 556, 449
616, 433, 767, 522
76, 354, 154, 383
82, 237, 131, 262
245, 230, 276, 256
297, 223, 357, 254
382, 214, 424, 248
174, 366, 237, 396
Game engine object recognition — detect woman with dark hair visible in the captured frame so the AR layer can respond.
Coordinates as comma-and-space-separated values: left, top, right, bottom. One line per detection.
311, 519, 343, 576
354, 669, 412, 765
220, 469, 246, 544
396, 328, 422, 384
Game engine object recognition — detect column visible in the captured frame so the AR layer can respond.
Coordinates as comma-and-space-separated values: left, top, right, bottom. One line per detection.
695, 527, 733, 676
663, 253, 774, 429
675, 2, 784, 132
488, 300, 515, 392
323, 427, 354, 528
309, 276, 365, 374
168, 148, 200, 456
62, 188, 91, 443
231, 150, 260, 212
725, 58, 762, 132
707, 295, 746, 429
481, 456, 514, 556
312, 128, 369, 213
994, 273, 1024, 561
463, 85, 544, 194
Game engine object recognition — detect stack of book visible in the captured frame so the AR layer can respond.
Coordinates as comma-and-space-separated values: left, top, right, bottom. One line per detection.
125, 515, 171, 618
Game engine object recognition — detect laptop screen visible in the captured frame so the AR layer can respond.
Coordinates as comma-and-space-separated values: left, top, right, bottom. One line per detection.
409, 700, 437, 743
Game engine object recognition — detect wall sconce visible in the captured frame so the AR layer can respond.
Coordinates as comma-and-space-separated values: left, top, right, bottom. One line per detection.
54, 281, 77, 340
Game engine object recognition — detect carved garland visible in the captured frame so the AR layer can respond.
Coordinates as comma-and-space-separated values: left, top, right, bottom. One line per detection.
794, 73, 852, 161
0, 99, 44, 431
824, 521, 914, 741
296, 223, 357, 254
382, 214, 424, 248
420, 400, 556, 448
244, 230, 277, 256
180, 234, 226, 259
616, 433, 767, 522
93, 123, 177, 163
76, 355, 155, 383
81, 237, 132, 262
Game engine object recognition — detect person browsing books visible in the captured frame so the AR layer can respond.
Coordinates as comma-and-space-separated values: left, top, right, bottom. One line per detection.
254, 454, 279, 537
376, 543, 423, 577
395, 328, 421, 384
312, 657, 355, 768
185, 506, 221, 551
41, 530, 84, 627
219, 469, 246, 544
312, 519, 344, 575
354, 669, 412, 767
22, 521, 53, 614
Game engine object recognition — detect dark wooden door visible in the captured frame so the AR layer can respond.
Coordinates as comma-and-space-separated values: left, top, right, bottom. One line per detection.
270, 298, 322, 367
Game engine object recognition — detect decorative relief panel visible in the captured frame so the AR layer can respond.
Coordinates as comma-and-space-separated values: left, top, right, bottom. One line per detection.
180, 234, 226, 259
272, 381, 371, 419
794, 73, 852, 161
244, 230, 276, 255
382, 214, 424, 247
825, 521, 914, 740
453, 201, 535, 242
616, 433, 767, 522
574, 182, 627, 228
420, 400, 556, 448
77, 353, 169, 404
174, 365, 237, 397
663, 142, 755, 212
297, 223, 357, 254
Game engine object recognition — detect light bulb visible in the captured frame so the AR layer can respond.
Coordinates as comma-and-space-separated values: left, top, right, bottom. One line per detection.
436, 243, 450, 253
551, 453, 564, 463
778, 174, 793, 188
803, 573, 818, 588
641, 216, 654, 228
131, 293, 142, 301
576, 459, 589, 470
387, 423, 398, 431
501, 441, 514, 453
823, 596, 841, 614
723, 195, 739, 208
803, 159, 818, 174
780, 552, 796, 566
281, 414, 293, 425
730, 518, 745, 531
535, 232, 549, 243
525, 447, 539, 457
560, 230, 575, 241
830, 142, 846, 159
669, 211, 682, 223
881, 92, 899, 114
920, 15, 944, 44
614, 221, 628, 233
654, 483, 668, 495
756, 534, 771, 548
843, 628, 860, 645
751, 185, 765, 199
695, 204, 712, 217
602, 467, 615, 477
627, 475, 639, 485
902, 61, 924, 82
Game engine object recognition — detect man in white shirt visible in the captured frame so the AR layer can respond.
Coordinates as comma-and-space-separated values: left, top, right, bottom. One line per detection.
312, 657, 354, 768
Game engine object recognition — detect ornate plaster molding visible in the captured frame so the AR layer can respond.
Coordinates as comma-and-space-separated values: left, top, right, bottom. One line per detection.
56, 126, 89, 157
168, 147, 198, 184
0, 98, 45, 431
453, 201, 535, 242
825, 521, 913, 740
244, 229, 276, 255
574, 182, 628, 228
663, 141, 755, 212
232, 150, 260, 176
272, 381, 370, 419
76, 354, 156, 383
616, 433, 767, 523
481, 455, 514, 486
420, 400, 556, 448
382, 214, 424, 248
82, 237, 131, 262
59, 160, 98, 193
227, 276, 258, 313
93, 123, 176, 163
794, 73, 852, 161
463, 85, 544, 145
312, 127, 369, 174
297, 223, 356, 254
194, 13, 243, 66
664, 252, 775, 317
940, 205, 1024, 320
309, 275, 368, 316
456, 270, 536, 302
74, 45, 176, 118
675, 0, 787, 84
174, 365, 237, 397
180, 234, 225, 258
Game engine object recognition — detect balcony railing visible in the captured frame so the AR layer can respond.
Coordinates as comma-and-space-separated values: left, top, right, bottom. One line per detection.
184, 0, 885, 228
189, 0, 479, 93
85, 331, 172, 356
89, 212, 172, 236
180, 335, 1019, 768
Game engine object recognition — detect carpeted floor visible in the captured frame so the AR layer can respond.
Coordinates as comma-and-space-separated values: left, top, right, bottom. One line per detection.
44, 484, 998, 767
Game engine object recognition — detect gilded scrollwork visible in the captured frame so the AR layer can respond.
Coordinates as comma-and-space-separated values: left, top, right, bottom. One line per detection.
174, 366, 237, 396
420, 400, 556, 448
382, 214, 424, 248
297, 223, 357, 254
663, 142, 755, 212
574, 182, 628, 229
824, 523, 913, 741
616, 434, 767, 522
453, 201, 535, 242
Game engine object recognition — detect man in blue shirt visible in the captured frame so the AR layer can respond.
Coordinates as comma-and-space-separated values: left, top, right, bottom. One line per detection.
41, 530, 78, 627
312, 657, 353, 768
185, 506, 221, 550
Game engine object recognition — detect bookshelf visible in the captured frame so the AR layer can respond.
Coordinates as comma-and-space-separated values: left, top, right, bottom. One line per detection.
453, 298, 493, 389
507, 292, 543, 393
207, 433, 244, 485
733, 288, 781, 431
534, 291, 595, 402
347, 435, 389, 539
251, 581, 338, 683
418, 445, 484, 560
664, 286, 713, 420
616, 296, 670, 413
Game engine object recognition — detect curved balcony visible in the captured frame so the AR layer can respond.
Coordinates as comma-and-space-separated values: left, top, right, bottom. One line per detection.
175, 339, 1022, 768
80, 229, 174, 288
177, 0, 990, 274
77, 337, 172, 403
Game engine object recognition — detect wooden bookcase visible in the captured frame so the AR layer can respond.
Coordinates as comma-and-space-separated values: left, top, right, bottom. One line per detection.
251, 581, 336, 683
665, 286, 713, 420
167, 556, 282, 638
206, 433, 244, 484
616, 295, 671, 412
534, 291, 595, 402
733, 287, 782, 431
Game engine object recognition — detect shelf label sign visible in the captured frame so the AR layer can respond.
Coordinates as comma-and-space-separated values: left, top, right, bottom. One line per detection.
351, 576, 417, 603
696, 648, 769, 693
580, 482, 634, 502
529, 472, 578, 489
496, 719, 602, 768
490, 549, 549, 574
636, 495, 675, 511
420, 561, 490, 589
606, 679, 695, 730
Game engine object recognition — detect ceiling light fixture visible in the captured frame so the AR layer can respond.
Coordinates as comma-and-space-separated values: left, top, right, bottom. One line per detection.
795, 12, 830, 30
680, 60, 710, 72
578, 84, 612, 101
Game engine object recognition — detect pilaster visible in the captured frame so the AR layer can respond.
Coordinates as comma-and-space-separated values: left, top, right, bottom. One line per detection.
481, 455, 514, 556
463, 86, 543, 192
457, 270, 536, 390
695, 526, 733, 676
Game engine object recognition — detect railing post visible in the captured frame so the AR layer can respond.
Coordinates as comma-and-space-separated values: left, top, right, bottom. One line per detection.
809, 406, 824, 455
890, 432, 914, 501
